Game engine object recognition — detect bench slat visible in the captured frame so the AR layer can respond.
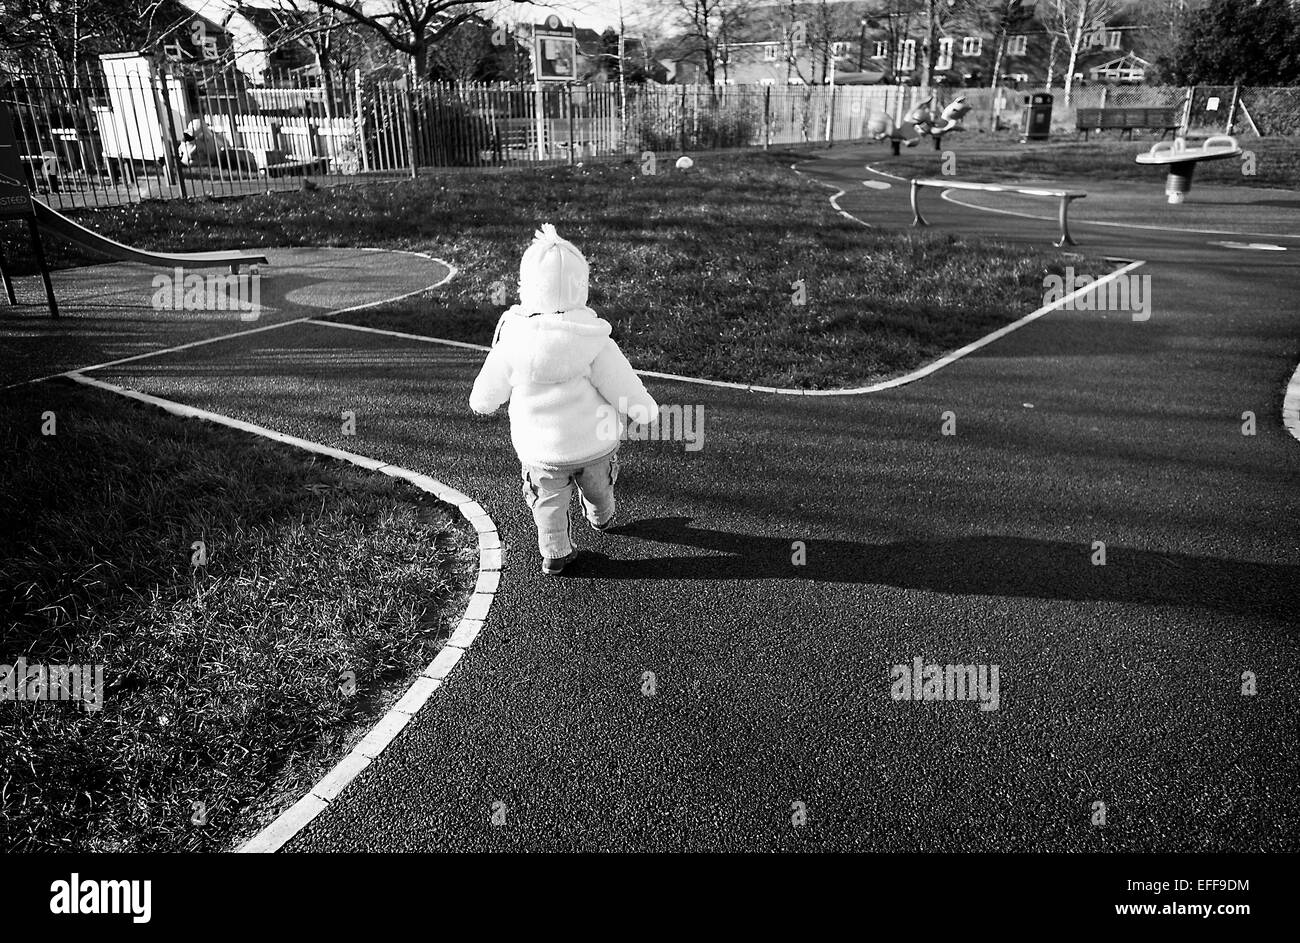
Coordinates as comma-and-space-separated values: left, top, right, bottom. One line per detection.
910, 178, 1086, 247
912, 178, 1085, 198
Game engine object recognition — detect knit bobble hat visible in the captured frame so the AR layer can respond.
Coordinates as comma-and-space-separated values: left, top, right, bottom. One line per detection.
518, 223, 589, 313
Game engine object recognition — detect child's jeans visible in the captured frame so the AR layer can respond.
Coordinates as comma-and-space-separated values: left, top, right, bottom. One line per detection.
520, 448, 619, 558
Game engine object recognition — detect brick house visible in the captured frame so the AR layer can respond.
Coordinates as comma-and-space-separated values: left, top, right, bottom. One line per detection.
688, 2, 1155, 88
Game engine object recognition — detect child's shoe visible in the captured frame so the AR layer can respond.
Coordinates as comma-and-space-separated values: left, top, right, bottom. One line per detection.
541, 550, 580, 576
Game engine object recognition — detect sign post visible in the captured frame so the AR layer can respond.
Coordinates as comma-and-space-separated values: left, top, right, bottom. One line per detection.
0, 104, 58, 317
533, 15, 577, 160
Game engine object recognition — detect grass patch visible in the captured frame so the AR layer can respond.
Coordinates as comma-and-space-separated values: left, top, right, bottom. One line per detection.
877, 136, 1299, 190
1, 151, 1093, 389
0, 381, 476, 852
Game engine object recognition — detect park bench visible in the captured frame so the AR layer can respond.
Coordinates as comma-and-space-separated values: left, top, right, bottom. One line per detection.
1075, 107, 1180, 141
910, 178, 1087, 247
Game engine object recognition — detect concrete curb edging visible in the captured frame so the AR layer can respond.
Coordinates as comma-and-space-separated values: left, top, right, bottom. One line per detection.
1283, 360, 1300, 445
63, 371, 501, 854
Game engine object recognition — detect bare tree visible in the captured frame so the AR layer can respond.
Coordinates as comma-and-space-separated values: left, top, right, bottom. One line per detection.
305, 0, 528, 80
0, 0, 186, 77
270, 0, 528, 175
1040, 0, 1123, 104
968, 0, 1034, 89
248, 0, 373, 118
428, 17, 494, 82
1133, 0, 1194, 82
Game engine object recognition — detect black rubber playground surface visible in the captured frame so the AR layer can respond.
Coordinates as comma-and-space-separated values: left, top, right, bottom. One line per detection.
5, 144, 1298, 851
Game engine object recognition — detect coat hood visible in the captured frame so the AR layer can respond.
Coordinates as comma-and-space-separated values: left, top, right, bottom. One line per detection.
493, 304, 612, 386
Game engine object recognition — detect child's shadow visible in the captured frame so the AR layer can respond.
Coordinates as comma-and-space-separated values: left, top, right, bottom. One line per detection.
571, 516, 1297, 622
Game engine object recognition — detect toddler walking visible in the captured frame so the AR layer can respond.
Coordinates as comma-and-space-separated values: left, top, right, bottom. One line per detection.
470, 224, 658, 575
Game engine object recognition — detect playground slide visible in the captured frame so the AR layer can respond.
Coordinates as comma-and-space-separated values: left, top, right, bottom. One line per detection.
31, 200, 268, 273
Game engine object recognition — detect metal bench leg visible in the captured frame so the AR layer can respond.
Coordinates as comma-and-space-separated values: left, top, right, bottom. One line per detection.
1054, 196, 1077, 248
0, 248, 15, 305
911, 180, 927, 227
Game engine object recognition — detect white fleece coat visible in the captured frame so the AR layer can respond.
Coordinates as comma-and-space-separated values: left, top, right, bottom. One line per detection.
469, 305, 659, 467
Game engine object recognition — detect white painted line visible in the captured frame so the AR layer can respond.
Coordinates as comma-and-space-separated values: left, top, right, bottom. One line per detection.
5, 249, 457, 390
313, 262, 1147, 397
791, 160, 872, 228
1209, 241, 1287, 251
310, 317, 491, 351
61, 371, 501, 854
864, 162, 909, 182
631, 262, 1148, 395
1284, 360, 1300, 445
862, 180, 891, 190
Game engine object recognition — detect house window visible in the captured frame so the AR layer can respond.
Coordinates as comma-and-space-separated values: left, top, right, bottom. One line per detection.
1007, 35, 1027, 56
961, 36, 981, 57
936, 37, 953, 71
873, 40, 888, 59
1106, 30, 1122, 50
763, 43, 778, 61
831, 41, 850, 59
899, 39, 916, 71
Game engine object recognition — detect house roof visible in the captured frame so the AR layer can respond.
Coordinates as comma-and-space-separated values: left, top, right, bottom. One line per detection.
1092, 53, 1151, 70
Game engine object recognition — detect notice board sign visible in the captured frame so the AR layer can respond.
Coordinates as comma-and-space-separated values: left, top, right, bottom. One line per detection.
0, 104, 33, 218
534, 15, 577, 82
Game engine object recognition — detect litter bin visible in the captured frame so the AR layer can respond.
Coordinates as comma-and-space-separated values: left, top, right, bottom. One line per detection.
1021, 93, 1053, 141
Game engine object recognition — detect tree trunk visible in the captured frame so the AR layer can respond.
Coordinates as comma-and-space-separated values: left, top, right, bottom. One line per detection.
1046, 34, 1057, 90
1063, 1, 1088, 106
317, 48, 337, 121
407, 42, 426, 178
989, 34, 1004, 91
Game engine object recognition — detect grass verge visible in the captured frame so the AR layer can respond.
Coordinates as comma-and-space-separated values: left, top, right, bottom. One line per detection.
0, 380, 476, 851
1, 150, 1096, 389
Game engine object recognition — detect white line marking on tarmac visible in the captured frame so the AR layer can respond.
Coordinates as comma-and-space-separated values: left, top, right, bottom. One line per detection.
791, 160, 872, 228
65, 371, 501, 854
3, 250, 457, 390
309, 263, 1148, 397
1284, 361, 1300, 445
310, 318, 490, 351
1209, 241, 1287, 251
864, 163, 909, 182
863, 180, 891, 190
